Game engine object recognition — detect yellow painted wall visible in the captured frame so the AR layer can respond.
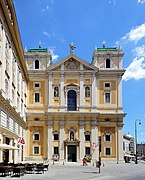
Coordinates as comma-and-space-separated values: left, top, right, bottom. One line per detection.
98, 79, 117, 105
100, 126, 116, 158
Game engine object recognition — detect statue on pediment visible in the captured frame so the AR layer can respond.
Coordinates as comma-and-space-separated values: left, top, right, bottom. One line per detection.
69, 42, 76, 54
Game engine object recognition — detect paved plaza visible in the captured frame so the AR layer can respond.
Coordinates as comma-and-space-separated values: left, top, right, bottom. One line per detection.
1, 161, 145, 180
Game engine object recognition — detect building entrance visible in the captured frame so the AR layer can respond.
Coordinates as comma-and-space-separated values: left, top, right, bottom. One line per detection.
67, 145, 77, 162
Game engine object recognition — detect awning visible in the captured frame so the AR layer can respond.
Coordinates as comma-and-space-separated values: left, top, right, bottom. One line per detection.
0, 144, 20, 150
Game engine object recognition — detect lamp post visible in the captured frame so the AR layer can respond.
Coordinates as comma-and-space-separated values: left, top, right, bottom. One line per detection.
135, 119, 141, 164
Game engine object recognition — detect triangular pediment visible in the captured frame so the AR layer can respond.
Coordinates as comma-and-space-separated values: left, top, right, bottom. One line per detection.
48, 53, 98, 72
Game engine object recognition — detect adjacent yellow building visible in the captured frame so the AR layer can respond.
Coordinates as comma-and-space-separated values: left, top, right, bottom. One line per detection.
25, 43, 126, 163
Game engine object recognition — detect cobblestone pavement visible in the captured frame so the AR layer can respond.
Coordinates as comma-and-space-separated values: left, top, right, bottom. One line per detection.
1, 161, 145, 180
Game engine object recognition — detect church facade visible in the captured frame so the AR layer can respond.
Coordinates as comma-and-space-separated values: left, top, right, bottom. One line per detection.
25, 44, 126, 163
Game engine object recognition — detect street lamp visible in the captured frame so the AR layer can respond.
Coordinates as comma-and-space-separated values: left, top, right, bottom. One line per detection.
135, 119, 141, 164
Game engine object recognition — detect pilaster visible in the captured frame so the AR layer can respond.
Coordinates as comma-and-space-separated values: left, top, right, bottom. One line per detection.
91, 119, 98, 162
117, 124, 123, 161
118, 76, 122, 110
48, 74, 52, 111
91, 74, 96, 112
80, 74, 84, 111
48, 119, 53, 160
59, 118, 65, 160
60, 73, 65, 111
79, 120, 84, 160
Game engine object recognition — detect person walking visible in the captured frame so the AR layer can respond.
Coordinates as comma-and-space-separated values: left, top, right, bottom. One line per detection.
83, 157, 87, 166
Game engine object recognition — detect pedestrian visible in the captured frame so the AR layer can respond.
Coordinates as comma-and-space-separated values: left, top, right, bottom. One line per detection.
83, 157, 87, 166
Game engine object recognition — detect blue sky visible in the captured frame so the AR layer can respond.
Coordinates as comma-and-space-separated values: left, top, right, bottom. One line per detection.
13, 0, 145, 143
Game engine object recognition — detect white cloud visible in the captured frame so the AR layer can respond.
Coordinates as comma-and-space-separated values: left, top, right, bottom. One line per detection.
138, 0, 145, 3
43, 31, 51, 38
123, 56, 145, 81
132, 45, 145, 57
122, 23, 145, 42
49, 47, 59, 61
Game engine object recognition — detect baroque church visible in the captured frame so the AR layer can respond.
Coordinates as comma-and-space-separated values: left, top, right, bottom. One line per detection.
0, 0, 126, 164
25, 42, 126, 163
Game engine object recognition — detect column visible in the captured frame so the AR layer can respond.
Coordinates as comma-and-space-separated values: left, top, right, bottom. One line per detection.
118, 76, 122, 110
48, 74, 52, 111
80, 74, 84, 111
91, 120, 98, 162
92, 74, 96, 112
48, 120, 53, 161
117, 124, 123, 161
59, 119, 65, 161
79, 121, 84, 161
60, 73, 65, 111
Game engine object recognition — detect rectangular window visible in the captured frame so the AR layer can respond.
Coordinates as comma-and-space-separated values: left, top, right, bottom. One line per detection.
105, 93, 110, 103
54, 147, 59, 155
85, 134, 90, 141
34, 146, 40, 155
34, 83, 40, 88
104, 82, 110, 88
106, 147, 111, 155
35, 93, 40, 102
85, 147, 90, 155
34, 133, 40, 141
105, 134, 111, 142
54, 134, 59, 141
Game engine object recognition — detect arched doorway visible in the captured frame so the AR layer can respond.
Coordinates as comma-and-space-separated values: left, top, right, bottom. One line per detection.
67, 90, 77, 111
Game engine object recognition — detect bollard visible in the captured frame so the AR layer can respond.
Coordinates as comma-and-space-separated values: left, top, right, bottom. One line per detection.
93, 163, 94, 166
63, 162, 64, 165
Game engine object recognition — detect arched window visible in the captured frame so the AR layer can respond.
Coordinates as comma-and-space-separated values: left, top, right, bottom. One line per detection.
106, 59, 111, 68
5, 79, 8, 98
67, 90, 77, 111
85, 86, 90, 97
35, 60, 39, 69
54, 86, 59, 97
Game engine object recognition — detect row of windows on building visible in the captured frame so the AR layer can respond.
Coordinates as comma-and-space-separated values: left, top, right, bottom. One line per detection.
33, 146, 111, 156
5, 79, 25, 115
0, 19, 25, 103
33, 132, 111, 142
0, 110, 24, 136
33, 81, 112, 104
33, 131, 112, 156
33, 58, 112, 70
33, 91, 111, 104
